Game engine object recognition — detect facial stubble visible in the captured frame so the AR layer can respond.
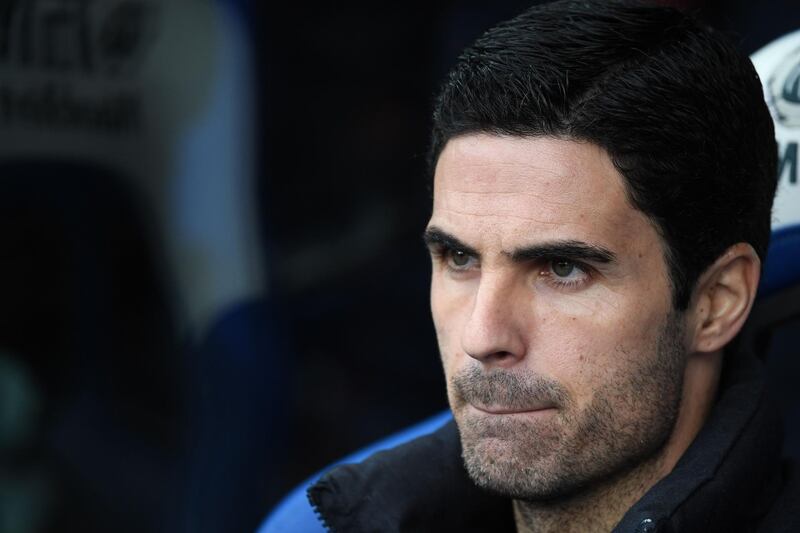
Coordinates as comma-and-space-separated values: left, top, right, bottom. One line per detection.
449, 312, 686, 502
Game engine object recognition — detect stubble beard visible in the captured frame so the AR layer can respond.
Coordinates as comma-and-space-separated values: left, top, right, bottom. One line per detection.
450, 313, 686, 502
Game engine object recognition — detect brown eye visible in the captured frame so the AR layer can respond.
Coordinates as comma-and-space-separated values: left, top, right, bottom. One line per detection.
552, 260, 576, 277
451, 250, 470, 267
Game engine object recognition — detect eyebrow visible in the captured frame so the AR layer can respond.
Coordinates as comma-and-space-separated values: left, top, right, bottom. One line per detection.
423, 226, 479, 257
423, 226, 617, 265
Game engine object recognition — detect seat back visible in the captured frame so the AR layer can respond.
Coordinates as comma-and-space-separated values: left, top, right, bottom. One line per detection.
750, 28, 800, 462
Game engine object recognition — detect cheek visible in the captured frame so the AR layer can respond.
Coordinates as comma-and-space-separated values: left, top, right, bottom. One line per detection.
430, 278, 456, 363
430, 275, 474, 376
532, 298, 669, 403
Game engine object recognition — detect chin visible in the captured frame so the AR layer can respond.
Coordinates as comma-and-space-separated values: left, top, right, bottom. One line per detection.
461, 439, 576, 501
456, 415, 576, 501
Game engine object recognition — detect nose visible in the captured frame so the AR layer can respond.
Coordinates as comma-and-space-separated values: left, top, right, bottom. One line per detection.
460, 272, 526, 366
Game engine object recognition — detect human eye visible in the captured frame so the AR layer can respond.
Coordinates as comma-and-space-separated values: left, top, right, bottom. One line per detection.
428, 244, 479, 274
539, 259, 592, 290
444, 248, 478, 272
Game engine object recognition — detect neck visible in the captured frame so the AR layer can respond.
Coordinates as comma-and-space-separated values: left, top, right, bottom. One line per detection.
514, 350, 722, 533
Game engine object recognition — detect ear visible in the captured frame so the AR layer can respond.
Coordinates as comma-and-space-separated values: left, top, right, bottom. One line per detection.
687, 243, 761, 354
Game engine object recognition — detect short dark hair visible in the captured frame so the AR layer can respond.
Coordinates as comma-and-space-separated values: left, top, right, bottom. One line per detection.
430, 0, 777, 309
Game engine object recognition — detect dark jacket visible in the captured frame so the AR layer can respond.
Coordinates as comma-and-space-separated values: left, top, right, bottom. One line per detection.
309, 349, 800, 532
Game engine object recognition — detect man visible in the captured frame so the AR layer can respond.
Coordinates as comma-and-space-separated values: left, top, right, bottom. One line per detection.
307, 1, 800, 531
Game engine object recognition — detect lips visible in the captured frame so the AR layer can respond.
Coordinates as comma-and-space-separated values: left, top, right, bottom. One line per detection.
470, 403, 556, 415
451, 366, 569, 416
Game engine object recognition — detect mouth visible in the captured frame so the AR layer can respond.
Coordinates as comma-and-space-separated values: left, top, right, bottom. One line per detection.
469, 403, 556, 415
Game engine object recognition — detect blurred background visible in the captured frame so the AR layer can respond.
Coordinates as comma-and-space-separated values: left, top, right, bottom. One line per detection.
0, 1, 797, 532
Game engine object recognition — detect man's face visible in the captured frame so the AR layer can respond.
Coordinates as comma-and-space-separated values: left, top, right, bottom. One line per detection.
426, 134, 688, 500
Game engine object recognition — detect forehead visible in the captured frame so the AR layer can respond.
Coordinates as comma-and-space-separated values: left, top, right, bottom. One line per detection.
431, 134, 653, 251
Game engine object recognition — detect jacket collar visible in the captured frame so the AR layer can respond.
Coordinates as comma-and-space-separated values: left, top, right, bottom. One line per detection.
309, 349, 783, 533
308, 419, 515, 532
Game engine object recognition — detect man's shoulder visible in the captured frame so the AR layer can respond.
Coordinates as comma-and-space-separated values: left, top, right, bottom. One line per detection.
308, 420, 515, 533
